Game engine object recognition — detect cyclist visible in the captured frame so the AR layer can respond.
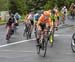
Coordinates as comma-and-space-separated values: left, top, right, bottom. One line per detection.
61, 6, 67, 16
23, 14, 29, 35
34, 12, 40, 24
61, 6, 67, 23
70, 3, 75, 12
34, 10, 43, 24
23, 14, 31, 36
33, 11, 42, 33
27, 12, 34, 36
6, 14, 15, 40
70, 3, 75, 19
24, 14, 29, 23
53, 6, 59, 30
36, 10, 53, 46
14, 12, 21, 26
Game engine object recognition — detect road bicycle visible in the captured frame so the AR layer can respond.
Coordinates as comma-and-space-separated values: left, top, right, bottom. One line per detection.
23, 22, 32, 39
36, 30, 49, 57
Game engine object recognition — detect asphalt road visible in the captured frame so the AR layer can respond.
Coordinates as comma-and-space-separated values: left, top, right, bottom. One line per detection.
0, 17, 75, 62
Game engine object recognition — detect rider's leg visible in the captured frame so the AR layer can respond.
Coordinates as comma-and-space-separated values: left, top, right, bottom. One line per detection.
6, 26, 10, 35
30, 20, 34, 37
54, 20, 58, 31
36, 26, 41, 46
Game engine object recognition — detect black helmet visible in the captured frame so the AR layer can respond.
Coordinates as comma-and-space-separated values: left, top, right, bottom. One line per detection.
11, 14, 14, 17
51, 10, 55, 14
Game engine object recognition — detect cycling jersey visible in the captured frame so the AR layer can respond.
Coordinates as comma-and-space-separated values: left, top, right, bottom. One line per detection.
28, 13, 34, 25
34, 13, 40, 22
37, 14, 53, 27
50, 14, 57, 22
7, 17, 15, 26
28, 13, 34, 20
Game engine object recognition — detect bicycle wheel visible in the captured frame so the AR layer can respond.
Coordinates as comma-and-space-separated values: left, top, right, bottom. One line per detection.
49, 32, 54, 47
6, 34, 10, 40
28, 33, 31, 39
6, 29, 12, 40
34, 31, 37, 38
36, 38, 45, 56
36, 44, 40, 54
26, 32, 29, 39
36, 38, 41, 55
34, 27, 37, 38
43, 38, 48, 57
62, 16, 65, 24
23, 27, 26, 36
71, 39, 75, 53
25, 28, 28, 39
71, 12, 74, 20
26, 27, 30, 39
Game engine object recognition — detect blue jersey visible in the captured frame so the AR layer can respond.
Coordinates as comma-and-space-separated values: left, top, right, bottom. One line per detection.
34, 13, 40, 21
15, 15, 19, 19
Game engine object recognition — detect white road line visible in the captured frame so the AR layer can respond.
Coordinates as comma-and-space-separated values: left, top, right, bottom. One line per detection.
54, 34, 72, 37
0, 38, 36, 48
0, 50, 36, 53
0, 34, 72, 48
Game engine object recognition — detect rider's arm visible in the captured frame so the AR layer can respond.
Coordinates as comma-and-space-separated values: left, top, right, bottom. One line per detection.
5, 18, 11, 28
48, 18, 53, 32
37, 15, 43, 26
11, 18, 15, 28
33, 15, 36, 24
37, 20, 41, 27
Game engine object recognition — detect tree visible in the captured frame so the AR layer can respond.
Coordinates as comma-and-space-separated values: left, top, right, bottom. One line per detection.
8, 0, 75, 15
44, 0, 55, 10
9, 0, 28, 14
0, 0, 9, 11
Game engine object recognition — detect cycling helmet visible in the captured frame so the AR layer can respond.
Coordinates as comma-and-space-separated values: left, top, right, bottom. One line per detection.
43, 11, 50, 16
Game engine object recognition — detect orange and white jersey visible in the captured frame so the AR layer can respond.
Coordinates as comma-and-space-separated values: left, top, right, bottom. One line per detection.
37, 14, 53, 27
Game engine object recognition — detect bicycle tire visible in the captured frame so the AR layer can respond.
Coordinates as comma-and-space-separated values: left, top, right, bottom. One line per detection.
26, 32, 29, 39
71, 39, 75, 53
29, 32, 31, 39
23, 28, 26, 36
34, 27, 37, 38
34, 31, 37, 38
36, 31, 48, 57
37, 45, 40, 54
6, 34, 10, 40
6, 29, 12, 40
49, 34, 53, 47
36, 38, 45, 56
25, 27, 30, 39
49, 33, 54, 47
43, 38, 48, 57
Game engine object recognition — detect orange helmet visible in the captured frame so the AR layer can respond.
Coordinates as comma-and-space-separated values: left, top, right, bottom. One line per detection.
43, 11, 50, 16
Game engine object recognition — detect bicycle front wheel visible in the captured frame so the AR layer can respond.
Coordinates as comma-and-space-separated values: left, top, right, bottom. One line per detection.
71, 39, 75, 53
49, 32, 54, 47
43, 38, 48, 57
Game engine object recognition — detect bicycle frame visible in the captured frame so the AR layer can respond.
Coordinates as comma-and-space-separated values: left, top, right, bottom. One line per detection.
25, 22, 32, 39
36, 29, 49, 57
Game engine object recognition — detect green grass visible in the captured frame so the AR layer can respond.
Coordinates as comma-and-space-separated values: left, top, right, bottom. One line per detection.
0, 15, 25, 25
0, 19, 24, 25
0, 20, 6, 25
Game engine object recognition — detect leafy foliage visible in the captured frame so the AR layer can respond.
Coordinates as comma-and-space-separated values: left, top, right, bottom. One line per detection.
0, 0, 9, 11
0, 0, 75, 14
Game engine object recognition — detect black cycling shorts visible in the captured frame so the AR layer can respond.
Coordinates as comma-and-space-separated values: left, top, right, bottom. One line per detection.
16, 18, 19, 20
30, 20, 34, 25
39, 23, 46, 31
57, 16, 59, 20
